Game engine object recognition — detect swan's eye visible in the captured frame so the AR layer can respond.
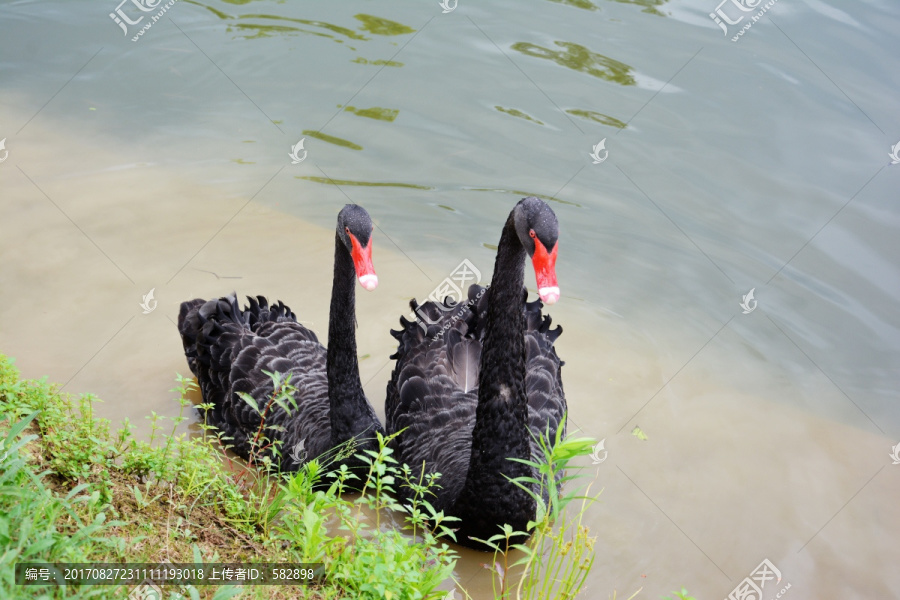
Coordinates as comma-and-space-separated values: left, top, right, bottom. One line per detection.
529, 229, 536, 238
345, 226, 351, 235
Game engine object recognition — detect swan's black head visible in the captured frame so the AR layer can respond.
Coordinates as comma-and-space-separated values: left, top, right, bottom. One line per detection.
513, 197, 559, 304
337, 204, 378, 291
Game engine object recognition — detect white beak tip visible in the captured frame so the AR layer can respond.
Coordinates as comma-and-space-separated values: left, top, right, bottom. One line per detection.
359, 274, 379, 291
538, 286, 560, 305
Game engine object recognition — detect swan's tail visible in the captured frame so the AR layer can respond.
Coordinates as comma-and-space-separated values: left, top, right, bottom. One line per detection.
389, 284, 487, 360
242, 295, 298, 332
178, 294, 301, 376
177, 294, 245, 375
177, 298, 208, 377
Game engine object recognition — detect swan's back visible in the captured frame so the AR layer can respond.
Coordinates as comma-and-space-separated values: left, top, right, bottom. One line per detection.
385, 284, 566, 509
178, 295, 331, 469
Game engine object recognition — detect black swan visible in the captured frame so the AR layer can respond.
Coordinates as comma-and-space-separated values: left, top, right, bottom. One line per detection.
177, 204, 384, 473
385, 197, 566, 550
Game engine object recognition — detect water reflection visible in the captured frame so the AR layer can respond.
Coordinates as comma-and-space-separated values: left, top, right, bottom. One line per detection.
465, 188, 583, 208
607, 0, 670, 16
182, 1, 362, 42
261, 16, 368, 40
183, 1, 232, 20
511, 41, 635, 85
495, 106, 545, 125
566, 109, 626, 128
341, 106, 400, 122
232, 14, 367, 41
228, 23, 305, 40
229, 14, 367, 41
297, 176, 432, 190
546, 0, 669, 14
545, 0, 599, 10
302, 130, 363, 150
351, 57, 404, 67
354, 14, 415, 36
182, 3, 415, 43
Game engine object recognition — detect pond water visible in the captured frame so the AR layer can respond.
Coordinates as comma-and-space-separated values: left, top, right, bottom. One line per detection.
1, 0, 898, 598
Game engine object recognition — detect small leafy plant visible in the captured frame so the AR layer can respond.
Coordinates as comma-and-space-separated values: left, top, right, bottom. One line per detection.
472, 416, 611, 600
275, 431, 460, 600
235, 370, 299, 471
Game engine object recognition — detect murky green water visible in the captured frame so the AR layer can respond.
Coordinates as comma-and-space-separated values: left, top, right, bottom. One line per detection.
2, 1, 898, 598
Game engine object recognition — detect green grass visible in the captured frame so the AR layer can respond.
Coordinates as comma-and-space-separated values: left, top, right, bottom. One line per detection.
0, 355, 453, 599
0, 353, 695, 600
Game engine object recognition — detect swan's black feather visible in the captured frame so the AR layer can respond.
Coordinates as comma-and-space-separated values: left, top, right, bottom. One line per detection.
178, 295, 333, 470
176, 204, 385, 475
386, 198, 567, 550
385, 283, 566, 519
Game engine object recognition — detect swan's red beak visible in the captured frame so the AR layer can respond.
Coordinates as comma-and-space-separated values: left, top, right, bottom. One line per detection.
349, 233, 378, 291
532, 238, 559, 305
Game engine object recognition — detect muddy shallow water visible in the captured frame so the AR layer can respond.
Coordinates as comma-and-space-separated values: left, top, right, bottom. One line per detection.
2, 1, 899, 598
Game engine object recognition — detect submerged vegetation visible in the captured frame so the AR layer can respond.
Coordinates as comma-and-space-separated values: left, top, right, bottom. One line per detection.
0, 354, 689, 599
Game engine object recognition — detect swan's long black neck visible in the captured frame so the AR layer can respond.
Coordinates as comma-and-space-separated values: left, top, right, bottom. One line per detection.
326, 233, 371, 445
453, 214, 534, 537
478, 219, 529, 415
